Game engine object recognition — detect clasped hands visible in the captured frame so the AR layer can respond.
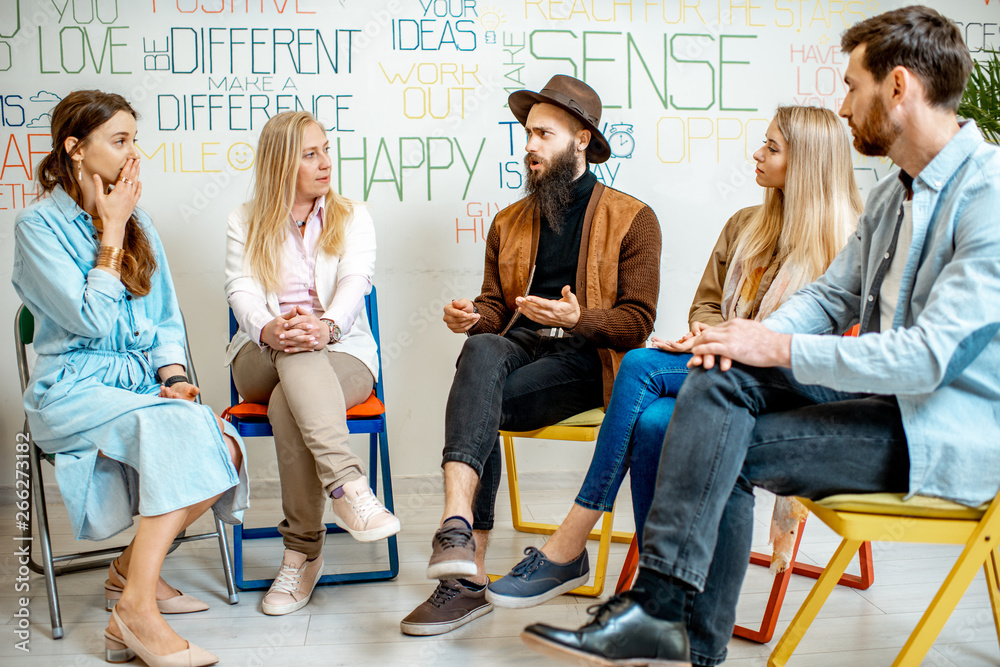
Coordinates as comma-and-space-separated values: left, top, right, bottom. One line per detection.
443, 285, 581, 334
261, 306, 332, 353
651, 319, 792, 371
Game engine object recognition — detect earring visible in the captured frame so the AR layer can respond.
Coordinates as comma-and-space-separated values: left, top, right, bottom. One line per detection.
76, 161, 82, 182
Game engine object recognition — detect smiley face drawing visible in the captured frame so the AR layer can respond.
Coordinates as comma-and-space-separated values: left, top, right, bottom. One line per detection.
227, 143, 255, 171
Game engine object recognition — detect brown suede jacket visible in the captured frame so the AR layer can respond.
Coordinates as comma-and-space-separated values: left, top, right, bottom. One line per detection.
470, 182, 661, 404
687, 205, 781, 327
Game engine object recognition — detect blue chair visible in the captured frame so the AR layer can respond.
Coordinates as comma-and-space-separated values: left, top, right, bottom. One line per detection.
225, 287, 399, 590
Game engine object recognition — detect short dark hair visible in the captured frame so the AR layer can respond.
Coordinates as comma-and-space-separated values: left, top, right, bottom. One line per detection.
841, 5, 973, 111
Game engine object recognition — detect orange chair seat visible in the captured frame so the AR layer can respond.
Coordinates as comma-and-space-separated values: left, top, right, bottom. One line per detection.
226, 391, 385, 421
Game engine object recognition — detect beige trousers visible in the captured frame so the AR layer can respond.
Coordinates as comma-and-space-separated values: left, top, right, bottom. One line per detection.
231, 343, 374, 557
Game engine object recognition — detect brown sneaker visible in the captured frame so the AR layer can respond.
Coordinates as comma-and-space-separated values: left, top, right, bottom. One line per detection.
400, 579, 493, 636
261, 549, 323, 616
330, 477, 401, 542
427, 517, 478, 580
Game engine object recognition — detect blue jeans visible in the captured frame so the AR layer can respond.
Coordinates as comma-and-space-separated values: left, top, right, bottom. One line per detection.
442, 329, 604, 531
639, 363, 910, 667
575, 347, 691, 544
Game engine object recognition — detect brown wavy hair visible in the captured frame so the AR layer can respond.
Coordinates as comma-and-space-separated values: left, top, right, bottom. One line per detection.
36, 90, 156, 296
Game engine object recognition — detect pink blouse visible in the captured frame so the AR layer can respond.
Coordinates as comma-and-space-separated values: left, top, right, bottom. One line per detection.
229, 198, 369, 345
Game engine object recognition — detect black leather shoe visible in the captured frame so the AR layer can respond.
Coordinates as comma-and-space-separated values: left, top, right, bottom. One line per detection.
520, 594, 691, 666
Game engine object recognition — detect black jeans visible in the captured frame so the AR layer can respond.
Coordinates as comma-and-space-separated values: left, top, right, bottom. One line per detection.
639, 363, 910, 667
442, 328, 604, 530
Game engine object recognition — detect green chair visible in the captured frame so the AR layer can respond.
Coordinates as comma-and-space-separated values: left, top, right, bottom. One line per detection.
15, 305, 239, 639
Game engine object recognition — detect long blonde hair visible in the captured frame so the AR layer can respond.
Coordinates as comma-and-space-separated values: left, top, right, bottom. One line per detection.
734, 106, 862, 292
245, 111, 354, 292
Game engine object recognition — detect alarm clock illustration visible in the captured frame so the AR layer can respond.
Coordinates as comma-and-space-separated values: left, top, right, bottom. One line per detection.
607, 123, 635, 159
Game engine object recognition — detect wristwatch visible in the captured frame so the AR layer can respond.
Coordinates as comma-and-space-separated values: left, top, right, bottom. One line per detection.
163, 374, 189, 388
320, 319, 342, 344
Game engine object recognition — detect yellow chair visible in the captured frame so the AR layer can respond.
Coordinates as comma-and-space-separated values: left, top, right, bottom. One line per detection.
769, 492, 1000, 666
493, 408, 634, 597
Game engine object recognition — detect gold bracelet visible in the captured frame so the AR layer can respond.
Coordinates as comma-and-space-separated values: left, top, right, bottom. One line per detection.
96, 245, 125, 273
95, 258, 123, 273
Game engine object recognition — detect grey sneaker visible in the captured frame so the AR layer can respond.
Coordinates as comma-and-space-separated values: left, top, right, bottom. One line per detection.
400, 579, 493, 636
487, 546, 590, 609
426, 518, 477, 580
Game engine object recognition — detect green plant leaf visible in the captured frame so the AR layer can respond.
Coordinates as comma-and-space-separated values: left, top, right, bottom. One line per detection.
959, 49, 1000, 144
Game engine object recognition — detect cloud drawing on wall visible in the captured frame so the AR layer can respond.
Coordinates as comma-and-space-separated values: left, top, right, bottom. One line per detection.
27, 113, 52, 128
30, 91, 62, 104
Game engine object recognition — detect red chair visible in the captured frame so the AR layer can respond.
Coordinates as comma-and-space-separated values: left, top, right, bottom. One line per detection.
615, 519, 874, 643
616, 324, 873, 643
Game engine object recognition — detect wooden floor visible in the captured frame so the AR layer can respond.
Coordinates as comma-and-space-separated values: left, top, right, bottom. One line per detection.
3, 477, 999, 666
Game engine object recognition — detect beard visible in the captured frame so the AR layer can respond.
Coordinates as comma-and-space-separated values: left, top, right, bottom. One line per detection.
524, 140, 580, 233
851, 95, 903, 156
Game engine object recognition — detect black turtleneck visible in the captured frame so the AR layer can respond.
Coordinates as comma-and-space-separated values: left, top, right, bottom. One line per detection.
525, 169, 598, 310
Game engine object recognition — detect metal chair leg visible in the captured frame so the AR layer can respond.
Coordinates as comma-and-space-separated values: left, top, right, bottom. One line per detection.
502, 433, 632, 543
983, 549, 1000, 651
615, 534, 640, 595
769, 538, 863, 666
30, 441, 63, 639
895, 529, 997, 666
377, 431, 400, 577
213, 515, 239, 605
735, 518, 808, 643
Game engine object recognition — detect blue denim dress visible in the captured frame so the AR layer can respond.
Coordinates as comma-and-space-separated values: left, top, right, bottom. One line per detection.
12, 187, 248, 541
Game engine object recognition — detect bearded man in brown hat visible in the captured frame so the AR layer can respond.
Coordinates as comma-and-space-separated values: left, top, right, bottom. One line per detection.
401, 74, 661, 636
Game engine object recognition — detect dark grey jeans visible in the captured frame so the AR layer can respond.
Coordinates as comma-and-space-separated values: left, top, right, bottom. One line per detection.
639, 363, 910, 667
442, 328, 604, 530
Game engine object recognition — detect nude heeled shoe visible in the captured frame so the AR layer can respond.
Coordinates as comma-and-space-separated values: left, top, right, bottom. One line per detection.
104, 607, 219, 666
105, 560, 209, 614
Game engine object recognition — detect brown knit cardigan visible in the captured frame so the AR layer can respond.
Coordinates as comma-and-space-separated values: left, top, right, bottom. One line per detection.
469, 182, 661, 404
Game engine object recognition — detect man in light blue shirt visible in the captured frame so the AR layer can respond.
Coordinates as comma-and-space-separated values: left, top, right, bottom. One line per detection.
521, 6, 1000, 667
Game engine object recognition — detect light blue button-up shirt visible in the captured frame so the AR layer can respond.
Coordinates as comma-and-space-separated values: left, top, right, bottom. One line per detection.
765, 121, 1000, 507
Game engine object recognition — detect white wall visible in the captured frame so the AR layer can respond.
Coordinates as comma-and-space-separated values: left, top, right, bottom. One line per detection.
1, 0, 997, 494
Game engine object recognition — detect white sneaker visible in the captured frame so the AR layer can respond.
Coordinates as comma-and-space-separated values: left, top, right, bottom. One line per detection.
261, 549, 323, 616
330, 477, 401, 542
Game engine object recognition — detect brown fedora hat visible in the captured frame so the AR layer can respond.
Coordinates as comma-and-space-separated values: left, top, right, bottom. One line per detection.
508, 75, 611, 164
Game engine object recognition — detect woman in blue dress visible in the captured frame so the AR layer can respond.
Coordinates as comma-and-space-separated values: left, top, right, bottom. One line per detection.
12, 90, 247, 667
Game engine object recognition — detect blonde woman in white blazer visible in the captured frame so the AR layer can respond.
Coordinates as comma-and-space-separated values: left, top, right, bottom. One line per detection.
224, 112, 399, 617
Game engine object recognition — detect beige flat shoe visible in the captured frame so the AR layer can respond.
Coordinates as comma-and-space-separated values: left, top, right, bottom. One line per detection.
104, 607, 218, 667
105, 560, 209, 614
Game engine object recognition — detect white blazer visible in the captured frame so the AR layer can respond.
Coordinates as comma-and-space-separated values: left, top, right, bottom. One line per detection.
223, 201, 379, 380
